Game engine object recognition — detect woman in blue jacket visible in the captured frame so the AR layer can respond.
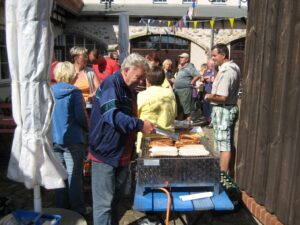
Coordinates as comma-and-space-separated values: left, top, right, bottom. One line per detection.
52, 61, 89, 215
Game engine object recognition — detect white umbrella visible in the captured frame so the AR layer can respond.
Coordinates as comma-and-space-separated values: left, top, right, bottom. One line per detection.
5, 0, 67, 212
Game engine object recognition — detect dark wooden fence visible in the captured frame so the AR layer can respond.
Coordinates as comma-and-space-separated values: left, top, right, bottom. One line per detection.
236, 0, 300, 224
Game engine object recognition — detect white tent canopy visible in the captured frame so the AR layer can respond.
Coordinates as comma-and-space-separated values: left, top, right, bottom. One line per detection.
5, 0, 67, 190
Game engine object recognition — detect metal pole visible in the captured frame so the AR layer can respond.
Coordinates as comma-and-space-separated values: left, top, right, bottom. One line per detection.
34, 185, 42, 212
209, 28, 214, 58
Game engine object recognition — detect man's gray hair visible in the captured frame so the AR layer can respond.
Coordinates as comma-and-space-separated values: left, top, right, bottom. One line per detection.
121, 53, 150, 72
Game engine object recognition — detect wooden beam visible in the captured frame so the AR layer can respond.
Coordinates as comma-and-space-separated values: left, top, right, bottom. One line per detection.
57, 0, 84, 15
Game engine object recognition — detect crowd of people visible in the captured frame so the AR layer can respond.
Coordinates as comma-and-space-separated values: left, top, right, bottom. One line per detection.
50, 43, 240, 225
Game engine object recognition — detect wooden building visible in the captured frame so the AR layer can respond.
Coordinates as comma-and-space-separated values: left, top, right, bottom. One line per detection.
236, 0, 300, 224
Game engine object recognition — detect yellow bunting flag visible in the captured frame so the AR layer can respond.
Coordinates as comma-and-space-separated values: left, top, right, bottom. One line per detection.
193, 21, 198, 29
229, 18, 235, 28
210, 19, 215, 29
167, 21, 171, 28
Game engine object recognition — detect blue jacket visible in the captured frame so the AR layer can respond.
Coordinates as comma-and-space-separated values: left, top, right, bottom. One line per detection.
52, 82, 88, 145
89, 71, 144, 167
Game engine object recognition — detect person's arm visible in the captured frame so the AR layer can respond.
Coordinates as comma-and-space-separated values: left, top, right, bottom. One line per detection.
203, 75, 212, 82
112, 61, 120, 74
93, 71, 100, 90
97, 86, 154, 134
191, 75, 201, 86
190, 66, 201, 86
204, 93, 227, 103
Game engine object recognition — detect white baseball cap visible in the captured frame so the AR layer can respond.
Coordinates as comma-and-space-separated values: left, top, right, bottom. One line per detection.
178, 53, 190, 58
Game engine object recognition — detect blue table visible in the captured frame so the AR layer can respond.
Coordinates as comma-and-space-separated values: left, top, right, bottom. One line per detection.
133, 186, 234, 212
133, 185, 234, 224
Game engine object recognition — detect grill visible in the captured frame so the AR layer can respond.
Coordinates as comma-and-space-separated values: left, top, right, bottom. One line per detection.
136, 137, 220, 195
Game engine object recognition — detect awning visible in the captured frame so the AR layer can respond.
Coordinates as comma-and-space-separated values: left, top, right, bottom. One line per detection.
5, 0, 67, 190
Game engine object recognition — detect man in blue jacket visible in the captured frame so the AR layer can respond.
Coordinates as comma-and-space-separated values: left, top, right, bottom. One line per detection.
89, 53, 155, 225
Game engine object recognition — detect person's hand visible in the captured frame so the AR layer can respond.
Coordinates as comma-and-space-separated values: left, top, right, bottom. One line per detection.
204, 94, 211, 102
141, 120, 156, 134
203, 76, 211, 82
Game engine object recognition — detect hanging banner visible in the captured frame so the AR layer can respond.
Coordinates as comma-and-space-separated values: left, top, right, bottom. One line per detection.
179, 20, 183, 31
192, 0, 196, 8
164, 27, 171, 34
138, 17, 245, 30
210, 19, 215, 29
193, 21, 198, 29
183, 16, 187, 27
229, 18, 235, 28
188, 6, 193, 20
118, 13, 129, 65
139, 18, 147, 25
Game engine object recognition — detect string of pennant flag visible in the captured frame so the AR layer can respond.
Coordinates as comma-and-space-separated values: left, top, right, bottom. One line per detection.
139, 0, 245, 33
139, 17, 237, 30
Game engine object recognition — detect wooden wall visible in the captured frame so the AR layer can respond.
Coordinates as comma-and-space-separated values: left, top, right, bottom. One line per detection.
236, 0, 300, 224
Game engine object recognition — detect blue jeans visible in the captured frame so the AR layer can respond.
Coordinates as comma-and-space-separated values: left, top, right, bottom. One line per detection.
203, 100, 212, 120
53, 144, 86, 215
92, 162, 129, 225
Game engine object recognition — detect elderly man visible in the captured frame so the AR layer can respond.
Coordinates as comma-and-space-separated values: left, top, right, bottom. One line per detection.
174, 53, 200, 123
89, 53, 155, 225
204, 44, 240, 173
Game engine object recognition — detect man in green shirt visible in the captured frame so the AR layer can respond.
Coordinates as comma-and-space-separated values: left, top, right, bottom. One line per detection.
174, 53, 200, 123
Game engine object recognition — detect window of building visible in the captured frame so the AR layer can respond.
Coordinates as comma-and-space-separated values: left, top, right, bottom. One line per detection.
100, 0, 114, 3
0, 29, 10, 81
209, 0, 227, 3
153, 0, 167, 3
182, 0, 193, 3
131, 35, 189, 51
54, 34, 107, 62
231, 38, 245, 50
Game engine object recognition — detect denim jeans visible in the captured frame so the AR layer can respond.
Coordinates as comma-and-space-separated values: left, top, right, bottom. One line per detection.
92, 161, 129, 225
203, 90, 213, 120
53, 144, 86, 215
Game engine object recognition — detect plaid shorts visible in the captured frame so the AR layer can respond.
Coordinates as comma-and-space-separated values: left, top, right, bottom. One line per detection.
211, 105, 238, 152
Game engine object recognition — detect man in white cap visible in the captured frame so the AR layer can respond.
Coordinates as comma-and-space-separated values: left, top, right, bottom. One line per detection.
174, 53, 200, 123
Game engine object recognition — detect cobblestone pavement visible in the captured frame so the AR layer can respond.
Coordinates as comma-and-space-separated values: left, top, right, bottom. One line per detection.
0, 121, 259, 225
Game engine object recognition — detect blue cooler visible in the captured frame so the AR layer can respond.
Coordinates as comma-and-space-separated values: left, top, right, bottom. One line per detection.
11, 210, 61, 225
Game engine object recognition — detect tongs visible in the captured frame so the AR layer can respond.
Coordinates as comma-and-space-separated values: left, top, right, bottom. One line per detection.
155, 127, 180, 140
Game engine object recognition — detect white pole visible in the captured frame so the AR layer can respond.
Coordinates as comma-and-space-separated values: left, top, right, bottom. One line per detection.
34, 185, 42, 212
